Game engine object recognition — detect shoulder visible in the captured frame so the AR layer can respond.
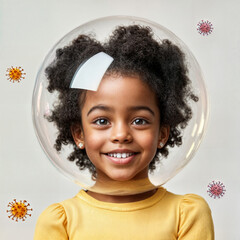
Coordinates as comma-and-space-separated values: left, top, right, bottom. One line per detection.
40, 203, 65, 217
37, 203, 67, 224
177, 193, 214, 239
161, 190, 212, 217
34, 203, 68, 240
37, 194, 82, 220
179, 193, 212, 214
163, 190, 211, 212
35, 192, 85, 226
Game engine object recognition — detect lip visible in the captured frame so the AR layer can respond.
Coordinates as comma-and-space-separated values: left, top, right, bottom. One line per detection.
103, 149, 138, 165
104, 153, 136, 165
106, 149, 136, 154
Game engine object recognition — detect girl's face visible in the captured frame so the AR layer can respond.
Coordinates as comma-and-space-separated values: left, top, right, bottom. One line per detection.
72, 74, 169, 182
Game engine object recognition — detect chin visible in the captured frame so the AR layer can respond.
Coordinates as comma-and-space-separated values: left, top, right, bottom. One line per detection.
111, 177, 132, 182
107, 172, 137, 182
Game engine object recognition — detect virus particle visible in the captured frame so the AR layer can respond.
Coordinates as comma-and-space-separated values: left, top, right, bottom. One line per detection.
6, 66, 26, 83
207, 181, 226, 199
6, 199, 33, 222
197, 20, 213, 36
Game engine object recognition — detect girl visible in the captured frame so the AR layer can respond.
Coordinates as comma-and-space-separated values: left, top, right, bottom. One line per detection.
34, 25, 214, 239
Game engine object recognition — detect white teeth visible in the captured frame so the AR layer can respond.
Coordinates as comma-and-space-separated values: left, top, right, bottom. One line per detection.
107, 153, 134, 158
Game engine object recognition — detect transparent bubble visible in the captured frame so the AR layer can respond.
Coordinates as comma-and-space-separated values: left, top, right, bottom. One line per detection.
32, 16, 209, 195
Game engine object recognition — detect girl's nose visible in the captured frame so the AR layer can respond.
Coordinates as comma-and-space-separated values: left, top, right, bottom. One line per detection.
110, 122, 133, 144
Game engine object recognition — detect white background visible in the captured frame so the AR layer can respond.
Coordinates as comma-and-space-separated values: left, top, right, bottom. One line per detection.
1, 0, 240, 239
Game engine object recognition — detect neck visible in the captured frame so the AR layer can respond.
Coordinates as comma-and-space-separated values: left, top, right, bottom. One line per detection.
86, 188, 158, 203
84, 177, 158, 203
88, 177, 156, 195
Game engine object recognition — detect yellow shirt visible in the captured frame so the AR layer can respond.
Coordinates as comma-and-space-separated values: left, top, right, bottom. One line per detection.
34, 187, 214, 239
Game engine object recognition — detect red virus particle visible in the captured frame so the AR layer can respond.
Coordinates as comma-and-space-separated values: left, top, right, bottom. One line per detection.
6, 66, 26, 83
197, 20, 213, 36
207, 181, 226, 199
6, 199, 33, 222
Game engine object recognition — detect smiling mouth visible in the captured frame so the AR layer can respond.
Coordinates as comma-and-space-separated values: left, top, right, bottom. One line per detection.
106, 152, 135, 159
104, 152, 138, 165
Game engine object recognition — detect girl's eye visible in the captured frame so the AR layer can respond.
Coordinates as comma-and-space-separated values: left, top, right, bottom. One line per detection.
132, 118, 148, 125
94, 118, 109, 125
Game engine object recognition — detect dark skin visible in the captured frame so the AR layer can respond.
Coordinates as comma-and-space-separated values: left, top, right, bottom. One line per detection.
72, 74, 169, 203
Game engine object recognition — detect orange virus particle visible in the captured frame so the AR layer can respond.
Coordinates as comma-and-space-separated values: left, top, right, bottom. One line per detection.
6, 66, 26, 83
6, 199, 33, 222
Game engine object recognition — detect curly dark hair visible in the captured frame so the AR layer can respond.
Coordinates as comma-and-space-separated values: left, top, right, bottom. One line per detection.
45, 25, 198, 178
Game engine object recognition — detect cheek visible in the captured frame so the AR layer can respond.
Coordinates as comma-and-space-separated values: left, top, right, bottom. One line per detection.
136, 131, 159, 153
84, 130, 106, 153
81, 118, 104, 151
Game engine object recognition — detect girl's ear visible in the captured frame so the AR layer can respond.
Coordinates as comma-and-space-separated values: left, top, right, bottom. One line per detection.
71, 124, 85, 149
158, 125, 170, 149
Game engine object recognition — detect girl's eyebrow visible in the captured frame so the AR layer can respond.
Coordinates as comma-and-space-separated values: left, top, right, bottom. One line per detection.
127, 106, 155, 116
87, 105, 113, 116
87, 105, 155, 116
